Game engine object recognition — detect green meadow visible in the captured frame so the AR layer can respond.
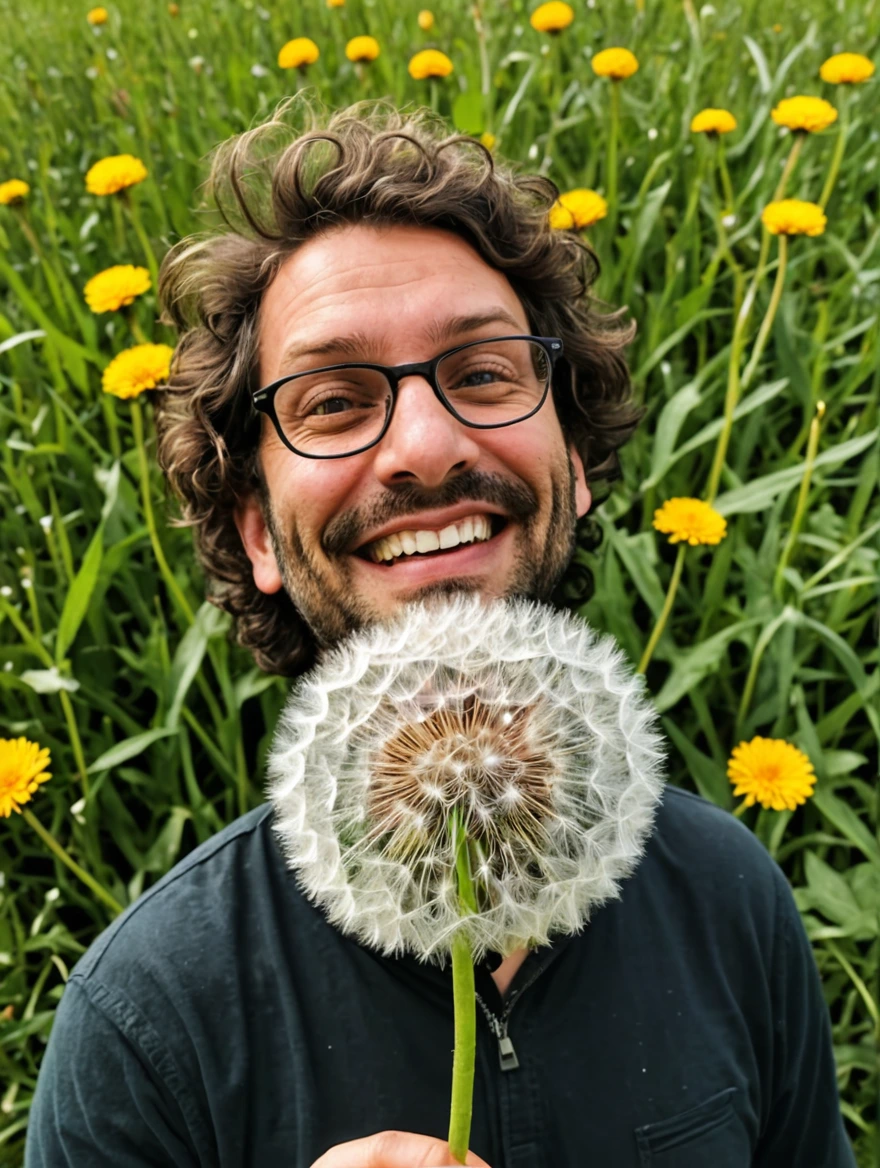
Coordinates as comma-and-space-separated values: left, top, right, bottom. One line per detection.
0, 0, 878, 1162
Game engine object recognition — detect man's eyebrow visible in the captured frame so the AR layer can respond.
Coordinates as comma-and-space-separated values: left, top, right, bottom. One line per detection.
275, 309, 527, 374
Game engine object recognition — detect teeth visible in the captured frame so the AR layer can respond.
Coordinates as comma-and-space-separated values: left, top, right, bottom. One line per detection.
366, 513, 497, 563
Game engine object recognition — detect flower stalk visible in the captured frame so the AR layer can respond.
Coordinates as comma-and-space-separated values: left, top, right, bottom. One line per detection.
22, 808, 123, 915
637, 543, 686, 674
819, 90, 850, 211
773, 400, 826, 600
448, 807, 478, 1165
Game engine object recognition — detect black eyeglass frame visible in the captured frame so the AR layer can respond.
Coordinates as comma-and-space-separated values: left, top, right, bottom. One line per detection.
250, 334, 564, 460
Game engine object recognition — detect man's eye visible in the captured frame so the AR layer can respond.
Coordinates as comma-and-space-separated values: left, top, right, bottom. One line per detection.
453, 366, 505, 389
310, 397, 354, 416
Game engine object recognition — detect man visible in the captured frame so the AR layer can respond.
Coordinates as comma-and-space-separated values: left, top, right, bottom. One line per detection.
26, 101, 855, 1167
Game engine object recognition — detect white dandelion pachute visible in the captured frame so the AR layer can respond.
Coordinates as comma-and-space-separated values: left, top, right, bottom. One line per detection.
267, 593, 668, 1163
268, 593, 667, 962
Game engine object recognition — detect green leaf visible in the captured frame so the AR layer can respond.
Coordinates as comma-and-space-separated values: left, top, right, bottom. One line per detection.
452, 90, 484, 134
811, 787, 880, 865
142, 807, 192, 874
803, 852, 862, 927
714, 429, 879, 516
653, 619, 760, 712
55, 523, 104, 663
603, 527, 665, 620
87, 728, 180, 775
165, 601, 229, 729
662, 716, 732, 807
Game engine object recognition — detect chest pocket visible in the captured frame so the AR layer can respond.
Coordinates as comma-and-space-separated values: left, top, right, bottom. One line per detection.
635, 1086, 750, 1167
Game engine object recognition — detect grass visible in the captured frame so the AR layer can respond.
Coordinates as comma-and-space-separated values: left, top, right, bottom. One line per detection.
0, 0, 878, 1162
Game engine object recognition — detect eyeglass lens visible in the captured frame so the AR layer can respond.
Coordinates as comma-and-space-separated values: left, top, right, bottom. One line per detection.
273, 338, 551, 457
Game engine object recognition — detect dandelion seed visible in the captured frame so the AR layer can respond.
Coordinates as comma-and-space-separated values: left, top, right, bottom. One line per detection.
267, 594, 666, 963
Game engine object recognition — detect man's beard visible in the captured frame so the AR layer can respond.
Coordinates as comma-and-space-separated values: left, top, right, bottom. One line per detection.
259, 453, 582, 655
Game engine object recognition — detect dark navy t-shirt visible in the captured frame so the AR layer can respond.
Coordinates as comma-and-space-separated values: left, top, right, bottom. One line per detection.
25, 787, 856, 1167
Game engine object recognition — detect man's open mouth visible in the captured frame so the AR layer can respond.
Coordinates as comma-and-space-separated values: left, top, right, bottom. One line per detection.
355, 513, 509, 566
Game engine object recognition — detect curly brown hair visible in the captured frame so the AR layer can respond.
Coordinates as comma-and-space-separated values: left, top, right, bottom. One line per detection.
154, 97, 644, 678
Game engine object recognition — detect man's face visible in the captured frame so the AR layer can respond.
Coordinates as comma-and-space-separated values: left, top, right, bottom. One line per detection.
234, 223, 591, 652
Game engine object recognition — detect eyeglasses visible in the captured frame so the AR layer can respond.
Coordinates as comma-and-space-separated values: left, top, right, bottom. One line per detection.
251, 335, 563, 459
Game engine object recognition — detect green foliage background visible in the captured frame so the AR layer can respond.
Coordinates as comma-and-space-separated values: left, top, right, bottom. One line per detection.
0, 0, 878, 1163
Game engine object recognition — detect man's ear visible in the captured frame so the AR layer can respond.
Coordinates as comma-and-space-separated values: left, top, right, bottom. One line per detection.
233, 492, 284, 595
569, 442, 592, 518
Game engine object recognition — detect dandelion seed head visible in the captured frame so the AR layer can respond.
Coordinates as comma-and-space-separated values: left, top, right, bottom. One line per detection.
268, 595, 667, 965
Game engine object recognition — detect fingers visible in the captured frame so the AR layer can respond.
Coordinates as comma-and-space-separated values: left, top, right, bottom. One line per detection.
309, 1129, 493, 1168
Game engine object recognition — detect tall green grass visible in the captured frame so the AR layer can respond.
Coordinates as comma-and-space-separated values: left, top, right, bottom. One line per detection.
0, 0, 877, 1162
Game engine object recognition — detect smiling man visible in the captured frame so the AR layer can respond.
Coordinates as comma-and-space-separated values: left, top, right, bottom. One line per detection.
25, 101, 855, 1168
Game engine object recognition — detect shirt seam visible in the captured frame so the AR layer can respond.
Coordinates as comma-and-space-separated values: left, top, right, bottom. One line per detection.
66, 974, 212, 1160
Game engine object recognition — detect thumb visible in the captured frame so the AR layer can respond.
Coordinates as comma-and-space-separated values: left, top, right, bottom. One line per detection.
309, 1129, 492, 1167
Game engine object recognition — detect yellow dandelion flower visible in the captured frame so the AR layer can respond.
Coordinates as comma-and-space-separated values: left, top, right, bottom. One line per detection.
529, 2, 575, 34
87, 6, 108, 24
772, 22, 782, 32
102, 343, 173, 400
0, 179, 30, 206
278, 38, 319, 69
408, 49, 453, 80
728, 737, 816, 811
479, 131, 496, 150
346, 35, 380, 63
592, 47, 639, 80
770, 95, 837, 133
761, 199, 826, 237
327, 0, 345, 7
550, 188, 608, 230
83, 265, 151, 314
652, 497, 727, 546
85, 153, 148, 196
0, 737, 52, 818
168, 2, 180, 14
417, 9, 434, 31
690, 108, 737, 135
820, 52, 875, 84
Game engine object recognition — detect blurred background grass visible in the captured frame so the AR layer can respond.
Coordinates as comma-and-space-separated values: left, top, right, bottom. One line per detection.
0, 0, 878, 1162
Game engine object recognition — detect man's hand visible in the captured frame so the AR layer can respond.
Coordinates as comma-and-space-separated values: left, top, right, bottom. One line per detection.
310, 1130, 492, 1167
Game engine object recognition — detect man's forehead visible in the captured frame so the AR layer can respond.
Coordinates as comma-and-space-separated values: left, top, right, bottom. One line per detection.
258, 223, 529, 377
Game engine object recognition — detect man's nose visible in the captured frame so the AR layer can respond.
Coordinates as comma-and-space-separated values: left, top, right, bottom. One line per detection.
370, 374, 483, 487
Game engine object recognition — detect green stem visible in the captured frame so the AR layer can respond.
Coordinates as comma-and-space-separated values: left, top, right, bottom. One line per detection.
773, 401, 825, 601
819, 91, 849, 211
447, 808, 477, 1165
717, 140, 735, 213
774, 132, 805, 201
130, 398, 195, 626
740, 233, 788, 393
606, 79, 620, 242
732, 800, 750, 819
124, 191, 160, 291
637, 542, 687, 674
22, 808, 123, 916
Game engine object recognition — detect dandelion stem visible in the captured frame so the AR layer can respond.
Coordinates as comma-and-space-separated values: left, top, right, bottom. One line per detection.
447, 808, 477, 1165
606, 80, 620, 243
732, 800, 750, 819
637, 543, 686, 675
740, 233, 788, 394
124, 191, 160, 291
773, 401, 826, 601
130, 398, 195, 626
22, 809, 123, 916
717, 140, 735, 213
819, 90, 850, 211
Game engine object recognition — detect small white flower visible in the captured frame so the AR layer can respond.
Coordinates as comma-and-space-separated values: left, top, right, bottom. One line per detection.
85, 66, 99, 80
189, 55, 205, 70
722, 213, 736, 228
660, 360, 672, 376
3, 661, 13, 672
250, 63, 269, 77
39, 515, 52, 531
187, 27, 198, 38
528, 144, 539, 161
21, 577, 32, 590
648, 128, 658, 141
106, 47, 117, 60
45, 887, 60, 902
0, 586, 12, 598
269, 595, 666, 966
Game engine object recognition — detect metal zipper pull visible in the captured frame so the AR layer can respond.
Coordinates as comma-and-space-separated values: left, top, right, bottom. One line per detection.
496, 1028, 520, 1072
